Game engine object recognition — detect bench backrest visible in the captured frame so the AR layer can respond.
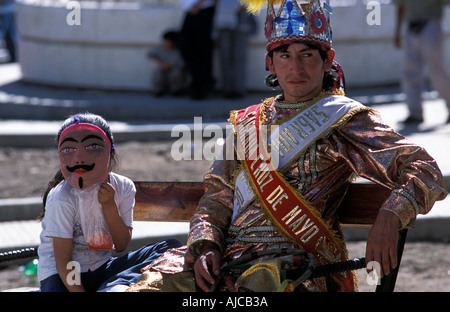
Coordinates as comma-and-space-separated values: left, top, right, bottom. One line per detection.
133, 181, 392, 226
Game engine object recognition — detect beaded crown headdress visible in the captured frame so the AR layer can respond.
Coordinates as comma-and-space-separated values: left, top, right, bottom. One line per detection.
241, 0, 333, 52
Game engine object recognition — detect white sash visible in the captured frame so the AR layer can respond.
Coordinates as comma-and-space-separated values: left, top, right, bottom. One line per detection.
232, 95, 365, 221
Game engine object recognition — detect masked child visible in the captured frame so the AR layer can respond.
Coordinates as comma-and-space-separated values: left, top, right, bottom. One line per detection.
37, 112, 182, 292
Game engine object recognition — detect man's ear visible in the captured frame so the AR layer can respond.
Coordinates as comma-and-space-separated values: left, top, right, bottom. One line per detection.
324, 48, 335, 72
265, 54, 275, 74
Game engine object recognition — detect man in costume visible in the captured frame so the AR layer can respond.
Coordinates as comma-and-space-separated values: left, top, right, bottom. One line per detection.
128, 0, 447, 292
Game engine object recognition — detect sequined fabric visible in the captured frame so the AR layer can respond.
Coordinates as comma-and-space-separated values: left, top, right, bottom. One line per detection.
134, 94, 447, 292
265, 0, 333, 51
242, 0, 334, 52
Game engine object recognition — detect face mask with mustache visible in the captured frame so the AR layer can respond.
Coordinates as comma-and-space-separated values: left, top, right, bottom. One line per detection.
59, 124, 112, 190
65, 164, 96, 188
66, 164, 96, 174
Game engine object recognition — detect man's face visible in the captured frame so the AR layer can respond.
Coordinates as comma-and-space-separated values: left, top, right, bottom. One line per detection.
266, 43, 334, 102
59, 125, 111, 190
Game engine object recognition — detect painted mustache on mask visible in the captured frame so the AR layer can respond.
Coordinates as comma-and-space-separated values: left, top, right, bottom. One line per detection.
66, 164, 95, 174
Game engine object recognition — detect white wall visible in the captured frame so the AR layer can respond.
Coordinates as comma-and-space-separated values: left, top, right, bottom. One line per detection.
16, 0, 450, 91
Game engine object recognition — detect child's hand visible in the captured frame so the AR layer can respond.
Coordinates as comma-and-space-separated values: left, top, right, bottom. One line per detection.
97, 181, 131, 252
98, 182, 116, 208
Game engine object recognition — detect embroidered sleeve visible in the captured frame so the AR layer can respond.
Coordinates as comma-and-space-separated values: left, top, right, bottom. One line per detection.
335, 111, 447, 228
187, 146, 237, 257
188, 108, 252, 257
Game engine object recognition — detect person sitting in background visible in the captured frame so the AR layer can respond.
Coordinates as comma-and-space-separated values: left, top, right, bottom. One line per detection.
147, 31, 187, 97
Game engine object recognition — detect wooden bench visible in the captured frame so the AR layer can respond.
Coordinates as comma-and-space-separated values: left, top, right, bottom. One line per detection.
0, 181, 407, 292
133, 181, 407, 292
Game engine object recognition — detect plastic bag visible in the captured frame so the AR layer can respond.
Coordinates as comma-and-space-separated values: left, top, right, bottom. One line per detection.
73, 182, 114, 250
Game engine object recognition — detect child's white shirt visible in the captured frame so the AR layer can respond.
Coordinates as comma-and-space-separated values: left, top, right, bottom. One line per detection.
37, 172, 135, 282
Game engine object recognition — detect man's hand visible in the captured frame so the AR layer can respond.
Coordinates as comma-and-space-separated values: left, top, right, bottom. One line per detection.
193, 242, 222, 292
365, 210, 400, 278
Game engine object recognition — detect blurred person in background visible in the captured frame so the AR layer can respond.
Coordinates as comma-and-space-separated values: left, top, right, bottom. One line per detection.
393, 0, 450, 124
0, 0, 16, 63
147, 31, 187, 97
215, 0, 256, 98
179, 0, 217, 100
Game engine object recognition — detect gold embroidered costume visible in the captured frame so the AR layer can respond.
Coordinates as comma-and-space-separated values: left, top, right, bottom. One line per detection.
128, 0, 447, 292
127, 93, 447, 292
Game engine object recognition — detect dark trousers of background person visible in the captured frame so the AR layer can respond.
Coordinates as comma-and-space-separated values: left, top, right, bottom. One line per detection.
1, 14, 16, 63
179, 6, 215, 100
217, 28, 249, 98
